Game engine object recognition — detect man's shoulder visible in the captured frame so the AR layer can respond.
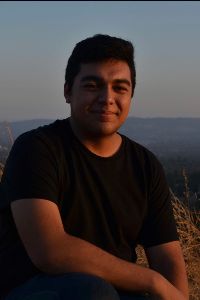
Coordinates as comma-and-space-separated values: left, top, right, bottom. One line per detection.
122, 134, 156, 158
10, 119, 71, 160
122, 134, 162, 170
15, 118, 69, 145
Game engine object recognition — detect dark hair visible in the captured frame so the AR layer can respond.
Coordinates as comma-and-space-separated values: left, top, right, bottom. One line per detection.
65, 34, 136, 96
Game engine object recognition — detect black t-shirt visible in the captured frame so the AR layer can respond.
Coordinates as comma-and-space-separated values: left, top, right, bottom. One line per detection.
0, 118, 178, 296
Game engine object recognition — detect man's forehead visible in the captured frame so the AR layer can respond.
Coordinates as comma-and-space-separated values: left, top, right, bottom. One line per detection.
80, 75, 131, 87
78, 60, 131, 80
80, 59, 129, 69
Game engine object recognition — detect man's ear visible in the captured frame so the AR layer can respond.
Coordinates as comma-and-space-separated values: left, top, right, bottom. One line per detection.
64, 83, 71, 103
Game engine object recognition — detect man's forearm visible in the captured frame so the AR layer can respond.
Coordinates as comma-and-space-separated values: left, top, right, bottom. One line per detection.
36, 233, 186, 299
145, 242, 189, 299
154, 258, 188, 299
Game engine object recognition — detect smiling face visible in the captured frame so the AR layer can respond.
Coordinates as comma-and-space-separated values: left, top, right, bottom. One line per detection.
64, 59, 133, 141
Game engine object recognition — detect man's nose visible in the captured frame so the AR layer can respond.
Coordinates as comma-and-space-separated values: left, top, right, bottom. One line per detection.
98, 86, 114, 105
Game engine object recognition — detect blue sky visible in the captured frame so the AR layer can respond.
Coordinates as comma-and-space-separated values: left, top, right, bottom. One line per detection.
0, 1, 200, 121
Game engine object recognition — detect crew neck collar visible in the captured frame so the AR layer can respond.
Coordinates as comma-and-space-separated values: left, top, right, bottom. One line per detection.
65, 118, 125, 160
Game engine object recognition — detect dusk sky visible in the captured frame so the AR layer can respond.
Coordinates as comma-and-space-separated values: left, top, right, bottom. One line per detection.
0, 1, 200, 121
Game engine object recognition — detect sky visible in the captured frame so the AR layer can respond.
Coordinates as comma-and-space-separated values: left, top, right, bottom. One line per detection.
0, 1, 200, 121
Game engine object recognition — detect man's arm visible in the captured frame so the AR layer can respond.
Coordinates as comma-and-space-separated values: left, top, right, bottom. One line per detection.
11, 198, 187, 299
145, 241, 189, 299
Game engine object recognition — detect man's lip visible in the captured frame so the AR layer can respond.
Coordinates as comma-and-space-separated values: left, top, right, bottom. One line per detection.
91, 110, 117, 115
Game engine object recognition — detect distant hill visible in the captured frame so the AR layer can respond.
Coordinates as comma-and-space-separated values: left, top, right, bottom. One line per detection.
120, 117, 200, 144
9, 119, 54, 139
0, 119, 54, 144
0, 117, 200, 159
1, 117, 200, 196
120, 117, 200, 160
1, 117, 200, 140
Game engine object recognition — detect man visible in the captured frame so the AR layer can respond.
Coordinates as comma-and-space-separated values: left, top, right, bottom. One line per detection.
0, 34, 188, 300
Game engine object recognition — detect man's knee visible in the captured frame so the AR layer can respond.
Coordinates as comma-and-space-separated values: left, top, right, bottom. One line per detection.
4, 272, 120, 300
63, 272, 120, 300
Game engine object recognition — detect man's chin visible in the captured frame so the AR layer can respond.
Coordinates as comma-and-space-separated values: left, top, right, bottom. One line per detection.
71, 118, 121, 140
88, 124, 120, 138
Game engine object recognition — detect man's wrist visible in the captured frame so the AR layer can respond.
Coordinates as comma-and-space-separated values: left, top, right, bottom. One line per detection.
148, 271, 187, 300
148, 270, 168, 297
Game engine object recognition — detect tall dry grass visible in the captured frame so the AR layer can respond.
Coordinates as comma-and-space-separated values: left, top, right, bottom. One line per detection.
136, 172, 200, 300
172, 193, 200, 299
0, 162, 4, 181
172, 169, 200, 300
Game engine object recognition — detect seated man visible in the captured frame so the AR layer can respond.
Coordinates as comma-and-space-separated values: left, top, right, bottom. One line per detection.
0, 34, 188, 300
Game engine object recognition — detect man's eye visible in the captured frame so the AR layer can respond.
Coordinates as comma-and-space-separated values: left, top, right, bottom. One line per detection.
84, 83, 97, 89
114, 86, 127, 92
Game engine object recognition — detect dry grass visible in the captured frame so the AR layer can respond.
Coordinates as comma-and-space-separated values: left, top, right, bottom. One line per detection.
171, 169, 200, 300
172, 193, 200, 300
136, 188, 200, 300
0, 162, 4, 181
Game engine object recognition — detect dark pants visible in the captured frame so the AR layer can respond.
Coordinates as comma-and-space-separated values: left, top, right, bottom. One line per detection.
4, 273, 152, 300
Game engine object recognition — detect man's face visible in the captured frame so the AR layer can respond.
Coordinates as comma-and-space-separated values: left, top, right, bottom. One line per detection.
64, 59, 133, 139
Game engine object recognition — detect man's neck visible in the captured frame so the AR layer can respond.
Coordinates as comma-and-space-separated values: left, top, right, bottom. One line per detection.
81, 134, 122, 157
69, 119, 122, 158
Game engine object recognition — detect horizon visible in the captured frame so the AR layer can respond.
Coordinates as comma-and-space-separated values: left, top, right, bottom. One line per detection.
1, 116, 200, 124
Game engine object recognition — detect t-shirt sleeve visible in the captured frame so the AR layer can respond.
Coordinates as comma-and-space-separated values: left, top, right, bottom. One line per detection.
1, 130, 61, 205
138, 152, 179, 248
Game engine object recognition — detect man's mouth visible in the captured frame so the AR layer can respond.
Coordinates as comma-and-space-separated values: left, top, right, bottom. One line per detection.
91, 110, 118, 115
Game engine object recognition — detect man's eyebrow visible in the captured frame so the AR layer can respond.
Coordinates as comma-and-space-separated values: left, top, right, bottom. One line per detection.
80, 76, 131, 86
113, 79, 131, 86
80, 76, 101, 82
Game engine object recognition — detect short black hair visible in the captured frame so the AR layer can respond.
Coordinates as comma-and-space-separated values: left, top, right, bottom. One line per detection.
65, 34, 136, 96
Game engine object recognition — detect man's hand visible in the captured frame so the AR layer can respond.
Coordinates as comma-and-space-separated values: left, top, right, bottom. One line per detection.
151, 275, 187, 300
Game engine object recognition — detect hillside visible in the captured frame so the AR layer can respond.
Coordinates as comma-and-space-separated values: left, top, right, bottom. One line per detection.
1, 117, 200, 149
1, 117, 200, 165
